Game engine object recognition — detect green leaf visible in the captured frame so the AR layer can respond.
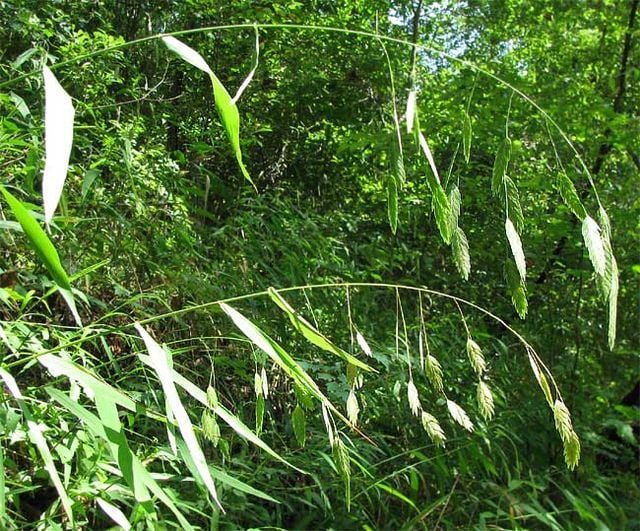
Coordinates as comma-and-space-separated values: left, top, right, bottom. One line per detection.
502, 176, 524, 234
387, 174, 398, 234
163, 36, 253, 187
42, 65, 75, 225
505, 218, 526, 282
527, 351, 553, 406
292, 404, 306, 447
451, 226, 471, 280
432, 183, 452, 244
96, 498, 131, 531
491, 137, 511, 193
267, 288, 374, 372
0, 368, 74, 525
448, 185, 461, 235
463, 112, 472, 163
139, 353, 303, 473
505, 259, 528, 319
47, 388, 194, 529
135, 324, 221, 510
555, 172, 586, 220
406, 89, 417, 134
37, 353, 135, 411
0, 185, 81, 325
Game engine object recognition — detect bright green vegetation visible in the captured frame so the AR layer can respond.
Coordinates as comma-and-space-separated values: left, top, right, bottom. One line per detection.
0, 1, 638, 529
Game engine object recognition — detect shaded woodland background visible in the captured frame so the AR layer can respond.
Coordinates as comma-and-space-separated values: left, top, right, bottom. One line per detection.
0, 0, 638, 528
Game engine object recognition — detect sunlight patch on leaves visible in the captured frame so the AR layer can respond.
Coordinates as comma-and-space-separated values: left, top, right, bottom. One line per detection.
581, 215, 606, 276
42, 66, 75, 226
505, 218, 526, 282
446, 399, 474, 432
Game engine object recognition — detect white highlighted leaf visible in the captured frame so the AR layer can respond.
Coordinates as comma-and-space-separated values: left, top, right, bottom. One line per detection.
582, 215, 606, 276
162, 36, 212, 74
418, 131, 440, 183
135, 324, 222, 510
505, 218, 526, 282
42, 66, 75, 226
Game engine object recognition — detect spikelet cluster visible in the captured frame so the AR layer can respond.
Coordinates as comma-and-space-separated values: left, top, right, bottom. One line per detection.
466, 338, 486, 375
421, 411, 446, 447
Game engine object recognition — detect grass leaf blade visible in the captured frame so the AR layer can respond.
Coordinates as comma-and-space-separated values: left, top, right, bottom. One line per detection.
135, 324, 222, 510
42, 66, 75, 225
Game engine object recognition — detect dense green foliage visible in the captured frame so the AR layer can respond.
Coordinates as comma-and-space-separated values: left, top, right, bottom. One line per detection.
1, 0, 638, 529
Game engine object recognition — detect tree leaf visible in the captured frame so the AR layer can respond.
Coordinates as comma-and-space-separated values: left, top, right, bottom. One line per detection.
163, 36, 253, 187
581, 215, 606, 276
42, 66, 75, 226
0, 185, 81, 325
463, 112, 472, 163
135, 324, 222, 510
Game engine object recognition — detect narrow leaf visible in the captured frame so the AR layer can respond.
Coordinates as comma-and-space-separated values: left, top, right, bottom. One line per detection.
406, 89, 417, 133
231, 25, 259, 104
463, 113, 472, 163
267, 288, 374, 372
582, 215, 606, 276
163, 36, 253, 186
0, 368, 74, 525
96, 498, 131, 531
135, 324, 221, 510
505, 218, 526, 282
387, 174, 398, 234
0, 186, 81, 325
292, 404, 306, 447
42, 66, 75, 225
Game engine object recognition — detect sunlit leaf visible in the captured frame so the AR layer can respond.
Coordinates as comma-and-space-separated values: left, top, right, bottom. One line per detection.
163, 36, 253, 186
582, 215, 606, 276
42, 66, 75, 226
267, 288, 374, 372
0, 185, 81, 325
505, 218, 526, 282
0, 368, 74, 525
135, 324, 222, 510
